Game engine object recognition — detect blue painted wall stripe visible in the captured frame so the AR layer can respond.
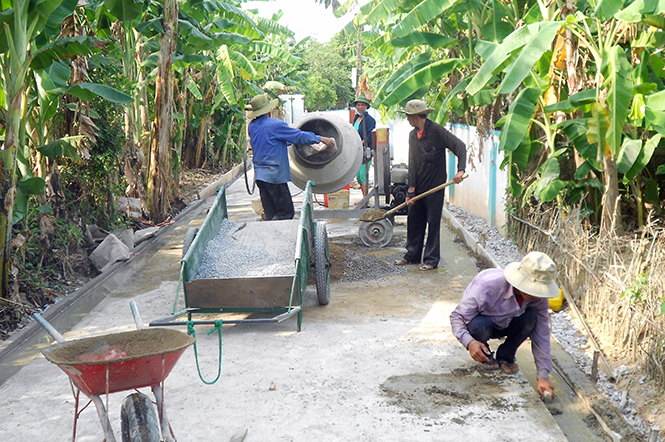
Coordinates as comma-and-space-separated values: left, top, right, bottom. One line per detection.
488, 140, 498, 228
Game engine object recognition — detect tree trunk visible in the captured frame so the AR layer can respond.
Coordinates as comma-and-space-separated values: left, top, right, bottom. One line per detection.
1, 2, 29, 298
600, 154, 620, 237
148, 0, 178, 222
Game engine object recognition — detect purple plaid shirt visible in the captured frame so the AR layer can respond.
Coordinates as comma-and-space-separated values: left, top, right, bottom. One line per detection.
450, 268, 553, 380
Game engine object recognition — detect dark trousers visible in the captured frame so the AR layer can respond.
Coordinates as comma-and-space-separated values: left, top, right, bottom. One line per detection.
467, 307, 537, 364
256, 180, 295, 220
403, 191, 444, 267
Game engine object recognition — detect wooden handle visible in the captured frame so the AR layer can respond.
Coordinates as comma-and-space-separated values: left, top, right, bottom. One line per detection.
383, 173, 468, 218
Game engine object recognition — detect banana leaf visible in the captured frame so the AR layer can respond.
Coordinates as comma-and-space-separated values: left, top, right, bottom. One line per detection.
624, 134, 660, 181
390, 32, 456, 49
104, 0, 144, 23
498, 21, 563, 95
375, 52, 432, 102
392, 0, 457, 38
616, 138, 643, 175
467, 25, 543, 95
60, 83, 132, 104
602, 46, 633, 156
498, 87, 541, 153
381, 59, 463, 107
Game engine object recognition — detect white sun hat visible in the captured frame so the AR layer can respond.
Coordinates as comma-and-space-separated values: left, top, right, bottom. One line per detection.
396, 99, 435, 116
504, 252, 559, 299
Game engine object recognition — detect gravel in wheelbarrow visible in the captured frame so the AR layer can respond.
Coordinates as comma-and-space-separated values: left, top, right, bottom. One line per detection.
42, 328, 194, 396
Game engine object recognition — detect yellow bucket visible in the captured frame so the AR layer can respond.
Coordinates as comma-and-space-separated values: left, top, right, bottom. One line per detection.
549, 289, 565, 312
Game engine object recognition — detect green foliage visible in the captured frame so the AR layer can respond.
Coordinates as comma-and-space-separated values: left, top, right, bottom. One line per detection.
621, 273, 649, 304
304, 74, 338, 111
299, 38, 354, 110
60, 96, 127, 230
17, 210, 87, 291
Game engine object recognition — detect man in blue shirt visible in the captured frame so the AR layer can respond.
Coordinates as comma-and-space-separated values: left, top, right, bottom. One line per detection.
247, 94, 335, 220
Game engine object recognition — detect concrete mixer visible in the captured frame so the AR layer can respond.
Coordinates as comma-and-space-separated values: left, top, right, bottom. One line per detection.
287, 112, 408, 248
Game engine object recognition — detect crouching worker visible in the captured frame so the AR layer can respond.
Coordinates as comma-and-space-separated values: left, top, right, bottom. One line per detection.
450, 252, 559, 399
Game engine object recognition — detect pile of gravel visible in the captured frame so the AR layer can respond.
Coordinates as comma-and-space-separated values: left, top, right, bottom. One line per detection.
446, 204, 523, 268
329, 242, 407, 282
195, 219, 296, 280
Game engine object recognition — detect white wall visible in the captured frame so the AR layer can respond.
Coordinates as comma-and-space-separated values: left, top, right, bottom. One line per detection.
446, 125, 507, 235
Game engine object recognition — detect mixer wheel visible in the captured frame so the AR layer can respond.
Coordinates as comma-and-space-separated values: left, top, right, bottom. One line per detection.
358, 219, 393, 248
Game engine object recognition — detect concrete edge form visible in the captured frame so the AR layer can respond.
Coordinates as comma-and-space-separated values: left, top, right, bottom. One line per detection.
0, 165, 242, 386
198, 162, 246, 199
441, 206, 643, 442
441, 206, 501, 269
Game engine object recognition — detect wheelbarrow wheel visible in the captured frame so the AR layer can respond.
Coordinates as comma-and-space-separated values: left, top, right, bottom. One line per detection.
121, 392, 161, 442
182, 227, 199, 259
314, 221, 330, 305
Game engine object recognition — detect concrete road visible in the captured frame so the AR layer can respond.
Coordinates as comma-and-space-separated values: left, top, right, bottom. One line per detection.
0, 171, 568, 442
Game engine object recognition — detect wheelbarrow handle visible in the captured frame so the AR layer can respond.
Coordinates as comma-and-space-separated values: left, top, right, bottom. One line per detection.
33, 313, 66, 343
384, 173, 468, 218
130, 301, 145, 330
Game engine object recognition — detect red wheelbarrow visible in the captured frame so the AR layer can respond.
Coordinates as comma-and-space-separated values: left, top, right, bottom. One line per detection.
35, 301, 194, 442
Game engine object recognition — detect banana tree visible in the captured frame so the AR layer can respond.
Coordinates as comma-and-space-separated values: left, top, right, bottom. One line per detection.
466, 0, 665, 234
172, 0, 301, 169
0, 0, 133, 297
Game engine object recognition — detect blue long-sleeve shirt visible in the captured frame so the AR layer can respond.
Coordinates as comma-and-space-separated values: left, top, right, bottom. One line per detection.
450, 268, 553, 380
248, 115, 321, 184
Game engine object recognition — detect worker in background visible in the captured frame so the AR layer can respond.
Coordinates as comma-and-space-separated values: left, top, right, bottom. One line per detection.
450, 252, 558, 399
393, 99, 466, 271
352, 93, 376, 200
247, 93, 335, 220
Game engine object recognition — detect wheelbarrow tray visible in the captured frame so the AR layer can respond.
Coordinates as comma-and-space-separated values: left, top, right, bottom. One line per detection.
184, 219, 300, 309
159, 184, 318, 331
42, 328, 194, 396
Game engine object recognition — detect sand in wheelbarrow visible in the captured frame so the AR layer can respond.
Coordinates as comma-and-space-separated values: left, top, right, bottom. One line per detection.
43, 329, 193, 365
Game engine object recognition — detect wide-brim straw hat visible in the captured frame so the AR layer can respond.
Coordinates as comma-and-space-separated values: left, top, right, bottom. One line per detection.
248, 94, 279, 119
353, 93, 372, 107
396, 99, 435, 116
504, 252, 559, 299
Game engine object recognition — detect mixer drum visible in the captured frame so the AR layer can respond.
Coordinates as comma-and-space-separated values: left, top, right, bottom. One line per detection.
289, 112, 363, 194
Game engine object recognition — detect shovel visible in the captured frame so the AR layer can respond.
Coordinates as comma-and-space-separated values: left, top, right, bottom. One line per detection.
359, 174, 468, 222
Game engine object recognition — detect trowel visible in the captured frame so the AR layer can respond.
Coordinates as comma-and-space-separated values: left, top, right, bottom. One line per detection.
542, 390, 563, 415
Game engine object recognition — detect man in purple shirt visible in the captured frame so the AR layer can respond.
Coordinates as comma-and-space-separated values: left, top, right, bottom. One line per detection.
247, 94, 334, 220
450, 252, 559, 398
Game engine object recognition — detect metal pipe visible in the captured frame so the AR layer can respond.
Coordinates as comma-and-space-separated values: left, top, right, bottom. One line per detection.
90, 394, 117, 442
33, 313, 66, 343
149, 307, 302, 327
